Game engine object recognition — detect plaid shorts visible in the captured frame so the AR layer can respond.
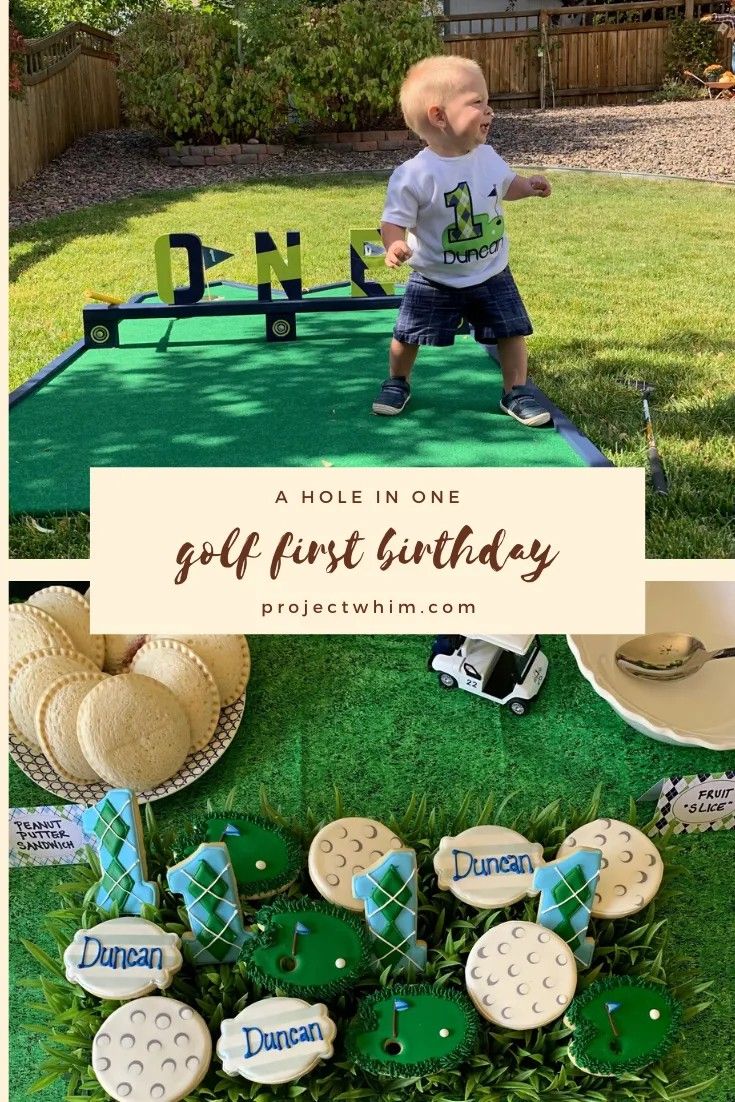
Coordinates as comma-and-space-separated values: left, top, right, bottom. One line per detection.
393, 267, 533, 347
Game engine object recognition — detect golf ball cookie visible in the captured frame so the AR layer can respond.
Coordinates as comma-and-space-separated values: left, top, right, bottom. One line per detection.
434, 825, 544, 909
308, 817, 402, 911
465, 920, 577, 1030
91, 995, 210, 1102
556, 818, 663, 919
64, 918, 182, 1000
217, 997, 336, 1084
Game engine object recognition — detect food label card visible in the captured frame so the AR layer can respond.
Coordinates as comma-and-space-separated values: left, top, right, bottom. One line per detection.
640, 773, 735, 836
9, 804, 95, 867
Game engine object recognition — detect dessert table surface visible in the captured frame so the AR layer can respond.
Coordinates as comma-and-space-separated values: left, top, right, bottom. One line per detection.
8, 634, 734, 1101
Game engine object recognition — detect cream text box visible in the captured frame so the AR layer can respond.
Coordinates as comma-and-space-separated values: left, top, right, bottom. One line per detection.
90, 467, 645, 634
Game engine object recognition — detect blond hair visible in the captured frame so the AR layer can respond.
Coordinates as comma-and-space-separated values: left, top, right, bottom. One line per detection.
400, 55, 486, 140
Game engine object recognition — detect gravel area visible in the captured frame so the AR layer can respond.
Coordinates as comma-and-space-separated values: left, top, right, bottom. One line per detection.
9, 100, 734, 228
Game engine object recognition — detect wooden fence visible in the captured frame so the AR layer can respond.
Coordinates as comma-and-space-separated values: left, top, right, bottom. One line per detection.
440, 0, 731, 107
9, 23, 120, 191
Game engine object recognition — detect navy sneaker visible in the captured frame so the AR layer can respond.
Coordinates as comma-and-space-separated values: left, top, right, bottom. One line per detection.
372, 376, 411, 416
499, 386, 551, 427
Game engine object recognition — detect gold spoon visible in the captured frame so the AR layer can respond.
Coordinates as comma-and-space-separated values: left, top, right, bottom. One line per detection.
615, 633, 735, 681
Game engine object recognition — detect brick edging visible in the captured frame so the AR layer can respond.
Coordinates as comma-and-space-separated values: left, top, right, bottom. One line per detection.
158, 131, 422, 165
314, 129, 421, 152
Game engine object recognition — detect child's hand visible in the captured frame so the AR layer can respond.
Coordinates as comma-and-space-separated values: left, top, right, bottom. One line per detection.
385, 240, 413, 268
528, 175, 552, 198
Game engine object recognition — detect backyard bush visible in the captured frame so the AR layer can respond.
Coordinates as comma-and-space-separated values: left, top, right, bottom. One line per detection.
664, 17, 718, 78
283, 0, 443, 132
117, 8, 292, 143
8, 19, 25, 97
117, 0, 442, 144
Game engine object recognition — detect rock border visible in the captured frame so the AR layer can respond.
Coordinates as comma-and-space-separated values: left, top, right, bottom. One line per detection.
159, 130, 422, 165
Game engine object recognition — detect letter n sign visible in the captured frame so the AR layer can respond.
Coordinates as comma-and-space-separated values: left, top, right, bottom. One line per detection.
154, 233, 206, 305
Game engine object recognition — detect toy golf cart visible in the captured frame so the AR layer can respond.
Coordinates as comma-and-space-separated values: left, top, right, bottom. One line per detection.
428, 634, 548, 715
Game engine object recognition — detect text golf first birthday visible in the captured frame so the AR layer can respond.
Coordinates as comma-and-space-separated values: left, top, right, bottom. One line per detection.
174, 485, 559, 586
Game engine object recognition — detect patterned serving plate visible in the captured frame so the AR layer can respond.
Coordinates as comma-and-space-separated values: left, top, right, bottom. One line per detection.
8, 690, 246, 803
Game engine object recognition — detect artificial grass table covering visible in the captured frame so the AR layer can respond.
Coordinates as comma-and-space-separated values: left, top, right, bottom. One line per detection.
9, 172, 735, 557
8, 635, 735, 1102
9, 282, 587, 516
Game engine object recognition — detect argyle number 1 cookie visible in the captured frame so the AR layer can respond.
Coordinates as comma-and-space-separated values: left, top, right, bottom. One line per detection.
83, 789, 158, 914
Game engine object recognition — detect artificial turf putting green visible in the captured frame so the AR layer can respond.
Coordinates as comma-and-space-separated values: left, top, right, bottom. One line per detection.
8, 635, 734, 1102
9, 282, 586, 515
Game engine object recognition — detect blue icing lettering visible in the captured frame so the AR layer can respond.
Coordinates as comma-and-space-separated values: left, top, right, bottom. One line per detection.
243, 1021, 322, 1059
452, 849, 534, 881
78, 936, 164, 970
79, 935, 102, 967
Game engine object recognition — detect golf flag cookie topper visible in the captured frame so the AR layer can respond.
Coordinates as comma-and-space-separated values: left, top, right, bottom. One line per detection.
64, 917, 183, 1000
217, 997, 336, 1084
434, 825, 544, 908
640, 772, 735, 835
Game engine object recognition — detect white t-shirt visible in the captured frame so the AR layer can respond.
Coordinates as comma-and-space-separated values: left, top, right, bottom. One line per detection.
382, 145, 516, 288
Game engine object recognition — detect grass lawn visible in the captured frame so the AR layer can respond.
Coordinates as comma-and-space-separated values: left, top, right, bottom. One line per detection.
9, 170, 735, 559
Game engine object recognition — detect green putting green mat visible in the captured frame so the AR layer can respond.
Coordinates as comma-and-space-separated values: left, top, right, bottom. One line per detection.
8, 635, 733, 1101
9, 284, 589, 515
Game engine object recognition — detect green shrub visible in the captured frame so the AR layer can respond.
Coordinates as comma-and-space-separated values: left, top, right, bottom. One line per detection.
664, 17, 718, 79
651, 76, 707, 102
9, 19, 25, 97
118, 0, 442, 143
285, 0, 443, 131
117, 9, 292, 143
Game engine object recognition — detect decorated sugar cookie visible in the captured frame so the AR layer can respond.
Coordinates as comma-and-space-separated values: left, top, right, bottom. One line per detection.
308, 817, 402, 911
465, 920, 577, 1030
345, 985, 479, 1078
353, 848, 427, 971
217, 997, 336, 1084
91, 996, 211, 1102
533, 849, 601, 967
566, 976, 681, 1075
242, 897, 373, 998
167, 842, 250, 964
195, 812, 301, 898
83, 789, 159, 914
64, 917, 182, 1000
557, 818, 663, 919
434, 825, 544, 909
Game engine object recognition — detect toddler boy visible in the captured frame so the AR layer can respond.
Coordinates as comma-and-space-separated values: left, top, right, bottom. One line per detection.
373, 55, 551, 426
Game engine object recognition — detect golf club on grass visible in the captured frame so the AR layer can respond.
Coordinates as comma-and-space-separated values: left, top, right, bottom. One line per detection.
616, 378, 669, 496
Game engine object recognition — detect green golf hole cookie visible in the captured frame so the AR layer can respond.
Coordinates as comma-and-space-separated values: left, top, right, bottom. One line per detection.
198, 812, 301, 898
345, 985, 479, 1078
242, 898, 372, 998
566, 976, 681, 1075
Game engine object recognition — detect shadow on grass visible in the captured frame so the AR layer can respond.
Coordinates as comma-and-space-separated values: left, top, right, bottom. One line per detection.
9, 173, 391, 285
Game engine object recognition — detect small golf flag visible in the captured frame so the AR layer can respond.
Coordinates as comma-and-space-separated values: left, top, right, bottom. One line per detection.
202, 245, 234, 270
295, 922, 311, 936
605, 1002, 621, 1013
394, 999, 409, 1012
222, 823, 241, 837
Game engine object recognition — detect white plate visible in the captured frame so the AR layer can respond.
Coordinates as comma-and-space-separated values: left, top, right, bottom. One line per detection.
568, 582, 735, 751
8, 691, 246, 803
